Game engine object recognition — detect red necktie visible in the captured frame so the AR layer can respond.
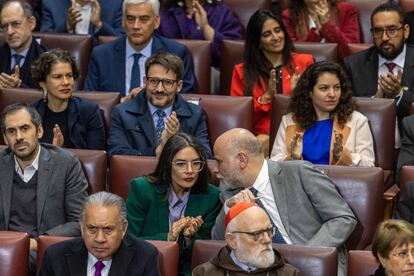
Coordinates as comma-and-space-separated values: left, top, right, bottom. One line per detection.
385, 62, 396, 73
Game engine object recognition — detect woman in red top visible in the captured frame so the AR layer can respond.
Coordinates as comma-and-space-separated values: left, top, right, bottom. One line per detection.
282, 0, 360, 60
230, 9, 314, 157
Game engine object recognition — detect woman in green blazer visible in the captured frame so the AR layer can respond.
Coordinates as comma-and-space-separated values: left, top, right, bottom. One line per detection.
126, 133, 222, 275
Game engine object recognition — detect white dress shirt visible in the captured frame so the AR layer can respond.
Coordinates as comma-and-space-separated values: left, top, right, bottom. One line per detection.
87, 253, 112, 276
75, 2, 92, 34
14, 146, 41, 183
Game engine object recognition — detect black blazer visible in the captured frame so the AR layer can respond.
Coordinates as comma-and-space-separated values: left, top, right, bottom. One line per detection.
0, 38, 46, 88
344, 44, 414, 134
38, 235, 160, 276
32, 96, 106, 150
395, 180, 414, 223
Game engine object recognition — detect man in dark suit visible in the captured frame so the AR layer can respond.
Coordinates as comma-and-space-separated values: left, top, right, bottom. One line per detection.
0, 0, 46, 89
344, 3, 414, 134
40, 0, 124, 36
84, 0, 195, 99
211, 128, 356, 276
38, 191, 160, 276
107, 52, 211, 158
0, 103, 88, 272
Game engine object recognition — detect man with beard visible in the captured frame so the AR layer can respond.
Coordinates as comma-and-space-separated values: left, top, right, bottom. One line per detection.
193, 202, 301, 275
211, 128, 356, 276
0, 103, 88, 273
344, 3, 414, 135
0, 0, 47, 89
107, 52, 211, 158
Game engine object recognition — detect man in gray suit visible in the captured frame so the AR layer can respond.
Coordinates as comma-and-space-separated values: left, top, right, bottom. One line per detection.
211, 128, 357, 276
0, 103, 88, 262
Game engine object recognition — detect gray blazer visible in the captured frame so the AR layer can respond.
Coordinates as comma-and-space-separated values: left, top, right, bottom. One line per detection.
0, 143, 88, 236
212, 160, 357, 275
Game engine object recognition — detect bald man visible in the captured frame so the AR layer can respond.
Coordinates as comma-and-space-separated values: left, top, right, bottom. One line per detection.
193, 202, 301, 275
211, 128, 356, 276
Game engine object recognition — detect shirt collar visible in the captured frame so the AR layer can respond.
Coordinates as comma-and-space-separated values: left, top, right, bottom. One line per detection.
87, 252, 112, 272
147, 100, 173, 117
14, 145, 41, 174
125, 36, 153, 58
251, 160, 269, 194
378, 44, 406, 69
168, 188, 190, 207
230, 250, 257, 272
10, 46, 30, 58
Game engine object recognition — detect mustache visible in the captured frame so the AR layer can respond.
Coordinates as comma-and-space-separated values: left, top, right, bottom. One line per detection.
380, 42, 394, 48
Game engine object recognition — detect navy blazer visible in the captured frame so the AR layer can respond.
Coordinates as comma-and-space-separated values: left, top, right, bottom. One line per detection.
40, 0, 124, 36
38, 235, 160, 276
0, 38, 46, 88
32, 96, 105, 150
107, 89, 211, 158
84, 34, 196, 95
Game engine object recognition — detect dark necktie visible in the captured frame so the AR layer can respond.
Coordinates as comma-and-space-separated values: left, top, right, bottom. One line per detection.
385, 62, 396, 74
94, 261, 105, 276
12, 54, 23, 71
130, 53, 142, 91
155, 109, 166, 145
250, 187, 286, 244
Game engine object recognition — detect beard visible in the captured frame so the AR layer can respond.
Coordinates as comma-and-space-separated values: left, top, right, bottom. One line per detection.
378, 40, 405, 60
235, 242, 275, 269
217, 169, 245, 190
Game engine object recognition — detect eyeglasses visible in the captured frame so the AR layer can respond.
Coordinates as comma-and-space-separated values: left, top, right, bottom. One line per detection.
371, 26, 404, 38
391, 248, 414, 260
172, 160, 205, 172
0, 20, 24, 32
231, 226, 276, 242
146, 77, 178, 90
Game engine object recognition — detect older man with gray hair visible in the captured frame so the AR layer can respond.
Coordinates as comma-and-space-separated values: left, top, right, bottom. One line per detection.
38, 191, 160, 276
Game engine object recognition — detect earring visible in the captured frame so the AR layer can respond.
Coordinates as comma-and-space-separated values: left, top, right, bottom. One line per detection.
177, 1, 184, 7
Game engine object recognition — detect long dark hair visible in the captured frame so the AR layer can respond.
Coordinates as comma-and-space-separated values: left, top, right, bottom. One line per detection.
289, 61, 354, 129
146, 133, 210, 194
243, 9, 294, 96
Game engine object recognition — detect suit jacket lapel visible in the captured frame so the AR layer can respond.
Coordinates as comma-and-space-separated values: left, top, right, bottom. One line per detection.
0, 44, 11, 74
402, 46, 414, 88
114, 37, 127, 95
184, 192, 201, 217
109, 237, 136, 276
130, 91, 157, 147
67, 98, 79, 142
36, 146, 52, 229
66, 238, 88, 276
154, 187, 169, 232
267, 161, 290, 235
364, 48, 379, 96
0, 151, 16, 228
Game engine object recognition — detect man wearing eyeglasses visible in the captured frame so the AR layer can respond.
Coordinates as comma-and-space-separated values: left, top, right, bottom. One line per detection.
193, 202, 301, 275
344, 3, 414, 138
0, 0, 46, 89
84, 0, 195, 99
107, 51, 211, 158
211, 128, 356, 276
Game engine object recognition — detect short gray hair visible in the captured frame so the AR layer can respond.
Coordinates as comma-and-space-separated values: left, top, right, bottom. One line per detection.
80, 192, 127, 222
1, 0, 34, 18
122, 0, 160, 16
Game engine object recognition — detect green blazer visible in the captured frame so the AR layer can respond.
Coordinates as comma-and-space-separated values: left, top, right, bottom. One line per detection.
126, 177, 222, 275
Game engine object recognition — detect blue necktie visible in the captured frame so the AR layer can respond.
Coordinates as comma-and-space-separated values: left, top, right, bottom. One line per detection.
12, 54, 23, 72
155, 109, 166, 145
250, 187, 286, 244
130, 53, 142, 91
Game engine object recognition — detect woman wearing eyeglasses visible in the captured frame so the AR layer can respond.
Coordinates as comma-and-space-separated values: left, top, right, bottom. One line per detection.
126, 132, 221, 276
371, 219, 414, 276
282, 0, 360, 60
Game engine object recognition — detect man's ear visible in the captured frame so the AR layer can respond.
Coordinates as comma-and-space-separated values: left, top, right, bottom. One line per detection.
237, 152, 248, 169
225, 233, 237, 250
28, 16, 36, 32
121, 220, 128, 237
3, 133, 9, 146
37, 124, 44, 139
404, 23, 410, 40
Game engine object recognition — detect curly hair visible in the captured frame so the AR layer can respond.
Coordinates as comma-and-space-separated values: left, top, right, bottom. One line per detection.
146, 132, 211, 194
243, 9, 294, 96
161, 0, 221, 9
31, 48, 79, 89
287, 0, 340, 39
289, 61, 354, 129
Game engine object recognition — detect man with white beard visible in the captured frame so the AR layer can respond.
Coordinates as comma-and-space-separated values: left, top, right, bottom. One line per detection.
192, 202, 301, 275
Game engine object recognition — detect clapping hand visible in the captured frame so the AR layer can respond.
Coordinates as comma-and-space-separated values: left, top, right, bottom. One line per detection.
52, 124, 64, 147
66, 0, 82, 32
289, 131, 303, 160
332, 130, 343, 163
0, 66, 22, 89
168, 216, 191, 241
379, 69, 402, 99
183, 215, 203, 238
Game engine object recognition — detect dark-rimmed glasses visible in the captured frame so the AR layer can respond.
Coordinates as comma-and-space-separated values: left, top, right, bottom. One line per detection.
231, 226, 276, 242
172, 160, 205, 172
371, 26, 404, 39
146, 77, 178, 90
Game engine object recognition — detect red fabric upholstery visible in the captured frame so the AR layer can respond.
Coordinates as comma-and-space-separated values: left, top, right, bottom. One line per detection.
147, 240, 179, 276
346, 43, 373, 56
191, 240, 338, 276
0, 231, 30, 276
37, 236, 74, 271
400, 0, 414, 12
347, 250, 378, 276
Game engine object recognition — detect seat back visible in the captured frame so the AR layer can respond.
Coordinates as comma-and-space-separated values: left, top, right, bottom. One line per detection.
33, 32, 93, 90
67, 149, 107, 194
147, 240, 179, 276
269, 95, 396, 172
191, 240, 338, 276
314, 165, 384, 250
182, 94, 253, 147
400, 0, 414, 12
348, 250, 378, 276
222, 0, 271, 36
0, 231, 30, 276
346, 43, 373, 56
219, 40, 337, 94
37, 236, 74, 270
346, 0, 388, 43
0, 88, 120, 141
175, 39, 211, 94
399, 166, 414, 193
109, 156, 218, 200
